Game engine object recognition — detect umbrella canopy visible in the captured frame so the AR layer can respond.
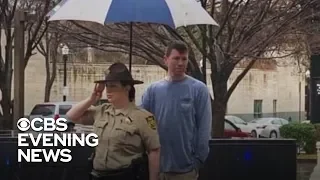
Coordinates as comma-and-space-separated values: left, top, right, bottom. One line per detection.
47, 0, 219, 28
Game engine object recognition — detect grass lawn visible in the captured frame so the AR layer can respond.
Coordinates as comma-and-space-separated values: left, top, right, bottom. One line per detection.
297, 154, 318, 160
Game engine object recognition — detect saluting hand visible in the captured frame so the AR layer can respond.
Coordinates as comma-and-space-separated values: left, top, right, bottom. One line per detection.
90, 83, 105, 103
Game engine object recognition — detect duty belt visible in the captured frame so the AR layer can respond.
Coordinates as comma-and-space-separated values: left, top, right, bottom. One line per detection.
92, 167, 132, 176
91, 167, 135, 180
88, 153, 149, 180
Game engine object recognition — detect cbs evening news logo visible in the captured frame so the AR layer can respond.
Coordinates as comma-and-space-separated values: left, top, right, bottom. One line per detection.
17, 118, 98, 163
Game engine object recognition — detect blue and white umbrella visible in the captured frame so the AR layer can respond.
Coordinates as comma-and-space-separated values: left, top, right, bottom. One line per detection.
47, 0, 219, 71
48, 0, 218, 28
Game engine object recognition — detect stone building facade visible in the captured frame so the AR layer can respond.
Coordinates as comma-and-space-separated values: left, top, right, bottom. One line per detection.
1, 28, 306, 121
14, 53, 305, 122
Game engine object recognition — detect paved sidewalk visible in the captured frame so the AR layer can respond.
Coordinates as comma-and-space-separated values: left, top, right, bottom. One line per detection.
309, 153, 320, 180
308, 142, 320, 180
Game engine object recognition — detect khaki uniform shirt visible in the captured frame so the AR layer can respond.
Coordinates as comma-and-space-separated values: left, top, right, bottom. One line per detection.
83, 102, 160, 170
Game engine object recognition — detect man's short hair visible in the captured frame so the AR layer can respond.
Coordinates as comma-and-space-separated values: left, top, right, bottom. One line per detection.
165, 41, 188, 57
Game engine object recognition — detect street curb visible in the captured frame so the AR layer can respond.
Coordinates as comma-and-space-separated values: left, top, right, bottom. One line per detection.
297, 158, 318, 164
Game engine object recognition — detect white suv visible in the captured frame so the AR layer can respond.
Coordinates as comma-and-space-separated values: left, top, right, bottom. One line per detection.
28, 101, 77, 132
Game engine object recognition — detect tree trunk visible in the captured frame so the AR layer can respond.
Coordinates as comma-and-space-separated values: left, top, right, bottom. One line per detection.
211, 77, 228, 137
1, 36, 14, 129
187, 49, 205, 82
44, 48, 57, 102
187, 63, 204, 82
0, 85, 12, 129
44, 53, 51, 102
0, 72, 4, 129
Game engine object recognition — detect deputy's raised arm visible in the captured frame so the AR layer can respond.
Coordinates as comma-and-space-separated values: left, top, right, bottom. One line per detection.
66, 83, 105, 125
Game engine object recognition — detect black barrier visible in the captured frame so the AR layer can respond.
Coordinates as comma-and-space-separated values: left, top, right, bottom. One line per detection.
198, 139, 297, 180
0, 136, 94, 180
1, 137, 297, 180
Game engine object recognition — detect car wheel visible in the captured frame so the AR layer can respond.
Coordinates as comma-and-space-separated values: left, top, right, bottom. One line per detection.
251, 130, 257, 138
270, 131, 277, 138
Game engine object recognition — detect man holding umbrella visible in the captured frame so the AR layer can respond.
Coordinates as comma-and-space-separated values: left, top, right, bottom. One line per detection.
141, 41, 212, 180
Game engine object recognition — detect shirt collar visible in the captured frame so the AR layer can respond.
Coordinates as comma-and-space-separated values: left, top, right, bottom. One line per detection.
104, 102, 135, 116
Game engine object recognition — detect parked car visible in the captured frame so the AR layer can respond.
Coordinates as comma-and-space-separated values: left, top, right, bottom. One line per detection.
301, 120, 310, 124
29, 101, 77, 132
224, 119, 251, 138
225, 115, 258, 137
248, 117, 289, 138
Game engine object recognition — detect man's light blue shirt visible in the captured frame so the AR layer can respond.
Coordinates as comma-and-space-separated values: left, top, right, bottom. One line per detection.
140, 75, 212, 173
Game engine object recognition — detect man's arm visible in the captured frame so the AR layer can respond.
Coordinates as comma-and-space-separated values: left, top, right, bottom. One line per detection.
194, 83, 212, 167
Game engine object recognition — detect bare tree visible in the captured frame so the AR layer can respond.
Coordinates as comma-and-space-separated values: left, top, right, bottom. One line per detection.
0, 0, 55, 129
37, 26, 62, 102
302, 2, 320, 57
49, 0, 317, 136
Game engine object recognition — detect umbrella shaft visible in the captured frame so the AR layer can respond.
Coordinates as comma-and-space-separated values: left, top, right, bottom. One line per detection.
129, 22, 133, 73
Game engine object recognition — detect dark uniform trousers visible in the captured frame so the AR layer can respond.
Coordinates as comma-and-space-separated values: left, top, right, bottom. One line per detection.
91, 168, 136, 180
89, 154, 149, 180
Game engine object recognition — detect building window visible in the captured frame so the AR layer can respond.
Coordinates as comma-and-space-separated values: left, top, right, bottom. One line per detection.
273, 100, 277, 117
254, 100, 263, 118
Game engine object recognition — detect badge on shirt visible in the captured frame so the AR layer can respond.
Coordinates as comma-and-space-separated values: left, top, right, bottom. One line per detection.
146, 116, 156, 130
124, 117, 133, 124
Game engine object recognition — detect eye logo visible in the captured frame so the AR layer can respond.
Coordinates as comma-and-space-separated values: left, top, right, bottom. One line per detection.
17, 118, 31, 132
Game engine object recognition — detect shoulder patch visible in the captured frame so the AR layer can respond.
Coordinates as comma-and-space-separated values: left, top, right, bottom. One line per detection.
145, 116, 156, 130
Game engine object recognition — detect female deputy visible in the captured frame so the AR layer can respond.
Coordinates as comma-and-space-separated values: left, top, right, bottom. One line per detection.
66, 62, 160, 180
